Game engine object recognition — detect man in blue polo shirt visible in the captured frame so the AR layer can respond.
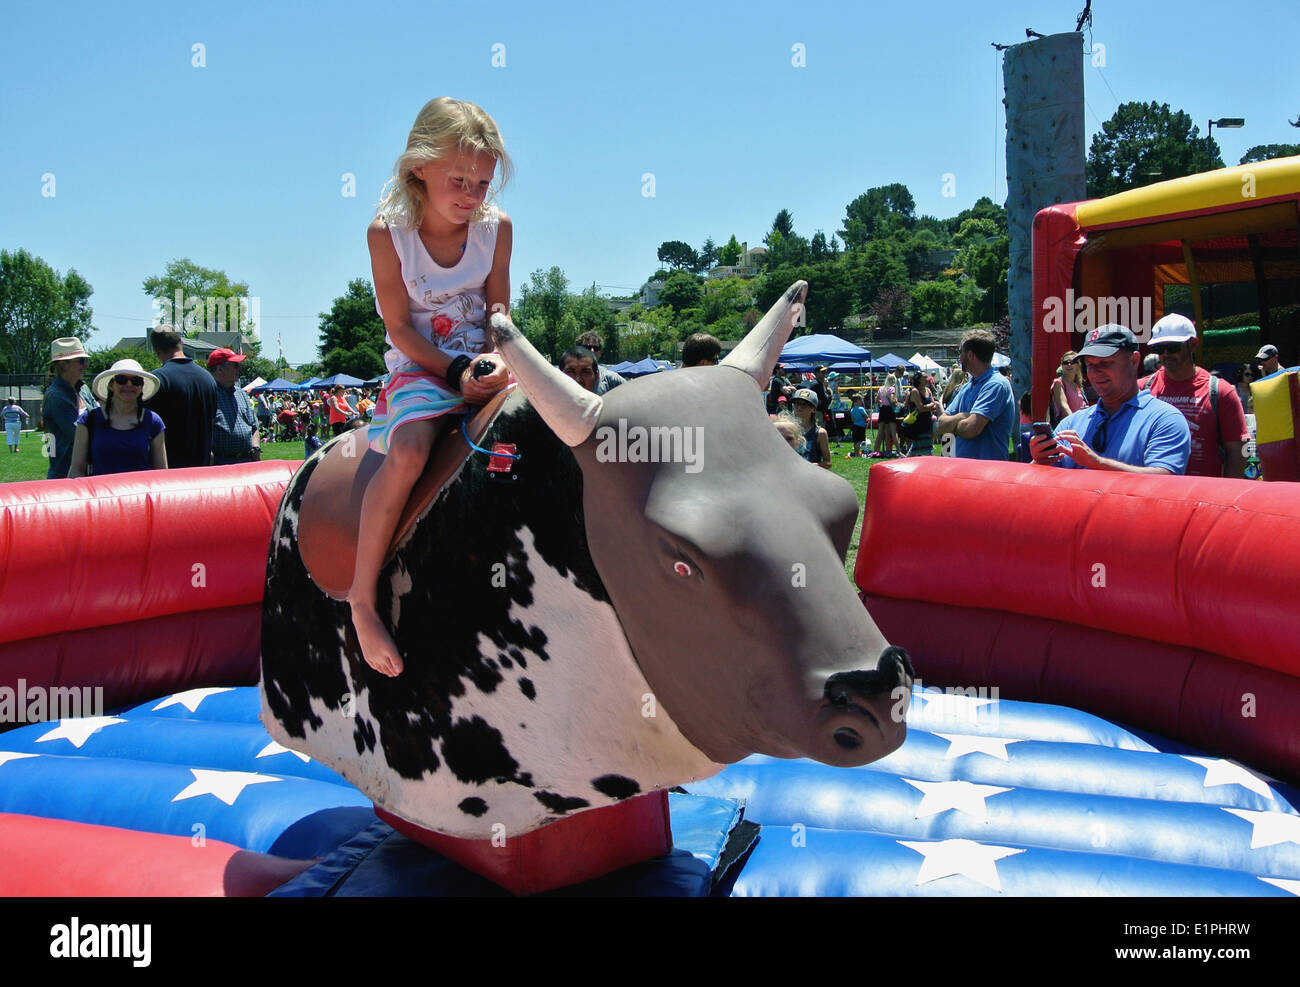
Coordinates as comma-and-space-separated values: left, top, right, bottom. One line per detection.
1030, 324, 1190, 474
935, 329, 1016, 460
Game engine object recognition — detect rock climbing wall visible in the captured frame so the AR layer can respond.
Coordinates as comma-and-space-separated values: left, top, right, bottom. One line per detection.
1003, 32, 1086, 413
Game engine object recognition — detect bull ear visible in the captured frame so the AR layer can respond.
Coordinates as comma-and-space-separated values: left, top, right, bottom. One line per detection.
489, 312, 603, 447
721, 280, 807, 387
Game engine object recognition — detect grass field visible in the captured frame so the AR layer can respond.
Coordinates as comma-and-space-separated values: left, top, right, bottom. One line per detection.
2, 428, 937, 580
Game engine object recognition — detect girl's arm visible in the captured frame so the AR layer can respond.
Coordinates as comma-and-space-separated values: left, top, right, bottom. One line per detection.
816, 428, 831, 469
150, 429, 168, 470
67, 423, 89, 478
463, 212, 513, 404
368, 220, 456, 378
1050, 380, 1070, 421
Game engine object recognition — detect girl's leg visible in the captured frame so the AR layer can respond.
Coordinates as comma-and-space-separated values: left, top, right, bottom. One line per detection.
348, 417, 443, 676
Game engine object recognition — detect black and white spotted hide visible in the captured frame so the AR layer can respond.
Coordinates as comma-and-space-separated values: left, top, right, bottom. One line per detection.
260, 389, 721, 838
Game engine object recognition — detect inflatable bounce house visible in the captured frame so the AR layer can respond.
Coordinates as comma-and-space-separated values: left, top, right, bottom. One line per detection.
2, 286, 1299, 896
1031, 155, 1300, 480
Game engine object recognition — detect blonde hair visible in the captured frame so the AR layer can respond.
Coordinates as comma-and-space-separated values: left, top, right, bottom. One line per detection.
942, 368, 968, 404
376, 98, 513, 230
774, 414, 803, 451
1057, 350, 1082, 380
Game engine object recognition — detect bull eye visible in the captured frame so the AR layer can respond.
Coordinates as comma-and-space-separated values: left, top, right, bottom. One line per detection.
673, 561, 692, 577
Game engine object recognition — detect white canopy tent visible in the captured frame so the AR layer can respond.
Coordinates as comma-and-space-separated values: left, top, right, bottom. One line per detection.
907, 353, 942, 372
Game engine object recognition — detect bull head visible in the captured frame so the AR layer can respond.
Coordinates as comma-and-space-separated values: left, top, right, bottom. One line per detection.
489, 282, 913, 768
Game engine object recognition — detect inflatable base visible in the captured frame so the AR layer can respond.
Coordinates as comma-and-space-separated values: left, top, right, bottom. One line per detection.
375, 790, 673, 895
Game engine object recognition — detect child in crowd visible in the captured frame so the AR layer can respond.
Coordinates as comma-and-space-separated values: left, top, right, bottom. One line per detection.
849, 395, 868, 457
349, 97, 514, 677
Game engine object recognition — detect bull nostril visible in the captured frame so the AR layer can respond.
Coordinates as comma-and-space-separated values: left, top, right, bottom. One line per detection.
833, 727, 862, 751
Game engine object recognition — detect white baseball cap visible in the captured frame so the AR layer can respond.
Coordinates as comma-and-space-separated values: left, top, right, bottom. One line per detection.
1148, 314, 1197, 346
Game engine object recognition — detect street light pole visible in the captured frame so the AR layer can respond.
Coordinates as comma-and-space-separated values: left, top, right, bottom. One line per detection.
1207, 116, 1246, 146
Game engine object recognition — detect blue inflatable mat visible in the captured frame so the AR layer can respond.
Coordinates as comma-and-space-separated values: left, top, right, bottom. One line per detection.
270, 793, 747, 897
686, 688, 1300, 896
0, 686, 372, 858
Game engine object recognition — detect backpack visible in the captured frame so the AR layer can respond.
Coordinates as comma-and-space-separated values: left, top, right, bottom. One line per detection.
1140, 372, 1223, 463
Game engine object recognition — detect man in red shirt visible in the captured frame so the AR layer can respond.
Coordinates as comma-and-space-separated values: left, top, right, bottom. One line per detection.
1141, 314, 1249, 477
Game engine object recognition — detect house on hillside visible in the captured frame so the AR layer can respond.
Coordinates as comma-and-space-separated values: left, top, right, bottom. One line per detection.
706, 242, 767, 281
111, 331, 257, 361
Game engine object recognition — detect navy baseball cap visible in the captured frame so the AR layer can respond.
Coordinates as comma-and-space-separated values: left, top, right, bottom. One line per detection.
1079, 324, 1140, 358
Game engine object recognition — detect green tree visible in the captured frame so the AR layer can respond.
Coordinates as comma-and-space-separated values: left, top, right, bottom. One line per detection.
698, 237, 720, 272
316, 278, 387, 378
700, 276, 753, 326
770, 209, 795, 238
0, 249, 94, 373
765, 230, 811, 269
900, 229, 942, 280
952, 218, 1000, 248
757, 262, 854, 333
86, 346, 160, 378
845, 239, 908, 310
660, 270, 703, 314
870, 285, 910, 330
142, 258, 255, 335
947, 197, 1007, 237
657, 240, 699, 271
1086, 101, 1224, 198
1239, 144, 1300, 164
241, 355, 281, 384
569, 284, 617, 355
516, 266, 570, 360
839, 184, 916, 249
909, 279, 967, 328
718, 235, 742, 266
953, 236, 1009, 323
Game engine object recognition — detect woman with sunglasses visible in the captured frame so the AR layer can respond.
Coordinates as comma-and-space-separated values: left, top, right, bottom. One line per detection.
68, 359, 167, 477
1236, 363, 1256, 415
1049, 350, 1087, 426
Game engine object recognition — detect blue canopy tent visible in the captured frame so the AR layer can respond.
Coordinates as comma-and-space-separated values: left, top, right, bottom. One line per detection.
604, 361, 634, 374
877, 353, 918, 371
620, 357, 667, 378
300, 377, 324, 388
251, 377, 303, 393
315, 373, 366, 388
363, 374, 390, 387
778, 333, 871, 366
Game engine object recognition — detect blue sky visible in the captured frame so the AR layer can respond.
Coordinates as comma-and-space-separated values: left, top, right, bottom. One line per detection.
2, 0, 1296, 364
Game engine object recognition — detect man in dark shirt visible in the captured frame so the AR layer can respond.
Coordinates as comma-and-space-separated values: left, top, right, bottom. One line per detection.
145, 325, 217, 468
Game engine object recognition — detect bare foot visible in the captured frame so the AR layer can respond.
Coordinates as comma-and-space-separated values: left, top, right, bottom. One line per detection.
350, 602, 404, 677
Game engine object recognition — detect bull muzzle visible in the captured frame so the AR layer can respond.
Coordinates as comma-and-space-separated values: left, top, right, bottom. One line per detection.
815, 646, 915, 764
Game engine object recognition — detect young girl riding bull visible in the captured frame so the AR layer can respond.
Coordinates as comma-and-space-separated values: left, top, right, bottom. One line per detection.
350, 97, 514, 677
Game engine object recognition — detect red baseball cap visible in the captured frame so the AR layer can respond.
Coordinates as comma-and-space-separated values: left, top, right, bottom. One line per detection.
207, 348, 247, 367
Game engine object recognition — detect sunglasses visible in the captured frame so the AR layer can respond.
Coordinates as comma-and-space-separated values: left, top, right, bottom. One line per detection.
1151, 343, 1184, 355
113, 375, 144, 387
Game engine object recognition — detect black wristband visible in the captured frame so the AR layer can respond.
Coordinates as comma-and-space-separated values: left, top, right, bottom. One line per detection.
444, 355, 472, 393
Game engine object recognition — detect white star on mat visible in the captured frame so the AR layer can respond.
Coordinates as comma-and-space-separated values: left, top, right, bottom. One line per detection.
1221, 808, 1300, 850
1259, 877, 1300, 896
1182, 756, 1275, 800
903, 778, 1012, 821
934, 733, 1023, 761
0, 751, 38, 768
256, 740, 310, 763
152, 687, 234, 713
171, 768, 281, 806
898, 838, 1026, 892
35, 716, 127, 749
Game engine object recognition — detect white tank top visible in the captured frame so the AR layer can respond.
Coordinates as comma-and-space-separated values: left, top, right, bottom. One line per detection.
376, 204, 501, 373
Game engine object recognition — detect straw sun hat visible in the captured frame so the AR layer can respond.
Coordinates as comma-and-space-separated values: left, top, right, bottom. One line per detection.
91, 359, 160, 402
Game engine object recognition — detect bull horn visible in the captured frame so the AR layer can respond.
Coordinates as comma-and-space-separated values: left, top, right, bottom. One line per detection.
720, 280, 808, 387
489, 312, 603, 447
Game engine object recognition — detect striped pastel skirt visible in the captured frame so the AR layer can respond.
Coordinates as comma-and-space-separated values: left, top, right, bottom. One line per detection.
367, 364, 468, 455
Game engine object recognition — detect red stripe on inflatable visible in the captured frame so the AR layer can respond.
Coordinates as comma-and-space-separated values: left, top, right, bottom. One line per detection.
0, 812, 313, 896
0, 603, 261, 713
856, 459, 1300, 680
0, 461, 296, 646
862, 593, 1300, 784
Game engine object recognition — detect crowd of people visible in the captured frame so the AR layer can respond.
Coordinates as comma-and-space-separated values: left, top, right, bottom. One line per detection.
33, 326, 378, 479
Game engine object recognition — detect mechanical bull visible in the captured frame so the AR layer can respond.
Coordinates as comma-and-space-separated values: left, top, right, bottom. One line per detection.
260, 281, 914, 839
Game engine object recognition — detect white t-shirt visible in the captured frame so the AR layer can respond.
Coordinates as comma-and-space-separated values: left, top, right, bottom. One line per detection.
375, 204, 501, 373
